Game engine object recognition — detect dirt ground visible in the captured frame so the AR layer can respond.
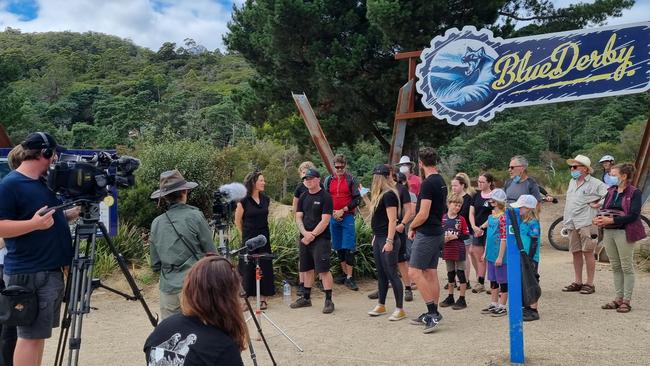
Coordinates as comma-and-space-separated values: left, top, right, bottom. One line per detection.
43, 198, 650, 365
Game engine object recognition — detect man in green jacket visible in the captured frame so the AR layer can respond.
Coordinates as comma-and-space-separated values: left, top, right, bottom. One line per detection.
150, 170, 217, 319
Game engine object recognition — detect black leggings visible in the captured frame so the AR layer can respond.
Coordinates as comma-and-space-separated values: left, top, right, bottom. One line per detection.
373, 235, 403, 308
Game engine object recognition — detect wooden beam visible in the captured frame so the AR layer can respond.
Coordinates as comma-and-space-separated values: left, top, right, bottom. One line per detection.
395, 111, 432, 120
395, 50, 422, 60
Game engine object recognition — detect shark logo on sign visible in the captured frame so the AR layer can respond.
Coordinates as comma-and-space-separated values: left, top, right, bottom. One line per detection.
416, 23, 650, 125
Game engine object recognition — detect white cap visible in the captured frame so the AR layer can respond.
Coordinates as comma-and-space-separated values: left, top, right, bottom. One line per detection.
510, 194, 538, 209
599, 155, 615, 163
396, 155, 414, 166
490, 189, 507, 203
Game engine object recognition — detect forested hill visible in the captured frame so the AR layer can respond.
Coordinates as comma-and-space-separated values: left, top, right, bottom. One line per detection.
0, 29, 253, 147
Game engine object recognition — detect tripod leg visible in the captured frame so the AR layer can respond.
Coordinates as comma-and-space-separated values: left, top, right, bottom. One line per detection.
244, 296, 276, 366
260, 313, 304, 352
97, 222, 158, 327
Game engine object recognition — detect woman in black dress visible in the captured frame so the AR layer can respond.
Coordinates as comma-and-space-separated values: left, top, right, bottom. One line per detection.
235, 171, 275, 309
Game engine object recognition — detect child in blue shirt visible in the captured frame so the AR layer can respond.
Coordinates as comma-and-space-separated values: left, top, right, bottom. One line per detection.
480, 189, 508, 317
511, 194, 541, 322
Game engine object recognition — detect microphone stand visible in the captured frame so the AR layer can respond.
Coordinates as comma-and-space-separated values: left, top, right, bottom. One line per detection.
239, 253, 303, 353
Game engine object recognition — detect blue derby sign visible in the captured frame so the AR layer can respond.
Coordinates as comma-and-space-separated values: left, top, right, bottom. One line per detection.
415, 23, 650, 125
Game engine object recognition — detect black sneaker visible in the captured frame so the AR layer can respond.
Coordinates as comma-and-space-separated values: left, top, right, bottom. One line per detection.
322, 299, 335, 314
490, 306, 507, 317
344, 277, 359, 291
452, 297, 467, 310
481, 304, 496, 314
404, 288, 414, 302
523, 309, 540, 322
423, 312, 443, 334
409, 313, 427, 325
289, 297, 312, 309
440, 295, 455, 308
334, 274, 346, 284
367, 290, 379, 299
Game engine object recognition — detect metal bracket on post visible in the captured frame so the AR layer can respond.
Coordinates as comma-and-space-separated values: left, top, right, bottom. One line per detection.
292, 92, 336, 175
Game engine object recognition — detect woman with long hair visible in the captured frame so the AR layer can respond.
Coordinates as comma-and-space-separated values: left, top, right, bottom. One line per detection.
595, 163, 646, 313
144, 255, 247, 365
469, 172, 495, 293
235, 171, 275, 309
367, 164, 406, 321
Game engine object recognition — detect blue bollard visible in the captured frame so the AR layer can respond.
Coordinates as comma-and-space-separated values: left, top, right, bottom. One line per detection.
506, 208, 525, 364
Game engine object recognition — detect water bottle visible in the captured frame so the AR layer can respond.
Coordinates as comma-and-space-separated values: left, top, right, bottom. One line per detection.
283, 280, 291, 304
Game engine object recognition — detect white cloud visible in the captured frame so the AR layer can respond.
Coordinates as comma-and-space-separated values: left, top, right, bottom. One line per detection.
0, 0, 233, 51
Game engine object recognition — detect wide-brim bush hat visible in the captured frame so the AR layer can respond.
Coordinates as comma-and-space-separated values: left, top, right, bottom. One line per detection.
566, 154, 594, 174
150, 169, 198, 199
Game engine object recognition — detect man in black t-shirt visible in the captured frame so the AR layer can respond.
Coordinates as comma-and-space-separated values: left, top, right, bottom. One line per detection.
407, 147, 447, 334
291, 169, 335, 314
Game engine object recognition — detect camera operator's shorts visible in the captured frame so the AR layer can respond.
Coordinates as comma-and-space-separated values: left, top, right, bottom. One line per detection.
408, 232, 443, 270
4, 270, 64, 339
299, 237, 331, 274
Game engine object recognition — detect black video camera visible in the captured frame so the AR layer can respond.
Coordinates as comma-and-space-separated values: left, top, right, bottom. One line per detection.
47, 151, 140, 201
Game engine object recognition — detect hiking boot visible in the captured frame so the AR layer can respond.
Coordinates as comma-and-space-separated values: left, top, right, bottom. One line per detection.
290, 297, 312, 309
440, 295, 455, 308
523, 308, 540, 322
367, 290, 379, 299
404, 288, 414, 302
322, 299, 335, 314
472, 283, 485, 294
423, 312, 443, 334
490, 307, 507, 317
388, 309, 407, 321
345, 277, 359, 291
334, 274, 346, 284
481, 304, 497, 314
452, 297, 467, 310
367, 304, 387, 316
409, 313, 427, 325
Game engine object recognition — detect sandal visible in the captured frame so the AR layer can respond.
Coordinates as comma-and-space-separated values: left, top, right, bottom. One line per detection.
260, 300, 268, 310
616, 301, 631, 313
579, 284, 595, 294
562, 282, 583, 292
601, 299, 622, 309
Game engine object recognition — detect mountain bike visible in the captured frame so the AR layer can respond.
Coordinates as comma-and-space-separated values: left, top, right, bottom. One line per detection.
547, 214, 650, 251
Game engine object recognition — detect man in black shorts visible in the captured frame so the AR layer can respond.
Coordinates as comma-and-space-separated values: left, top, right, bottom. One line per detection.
407, 147, 447, 333
0, 132, 79, 365
291, 169, 335, 314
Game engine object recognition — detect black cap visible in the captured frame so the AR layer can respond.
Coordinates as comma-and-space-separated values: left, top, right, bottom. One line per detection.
372, 164, 390, 176
21, 132, 65, 152
302, 168, 321, 180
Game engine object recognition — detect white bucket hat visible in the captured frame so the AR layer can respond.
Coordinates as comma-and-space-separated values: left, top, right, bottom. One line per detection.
396, 155, 414, 166
566, 154, 593, 174
510, 194, 538, 209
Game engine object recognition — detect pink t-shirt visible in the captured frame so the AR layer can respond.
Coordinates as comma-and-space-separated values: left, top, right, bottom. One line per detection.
407, 174, 422, 196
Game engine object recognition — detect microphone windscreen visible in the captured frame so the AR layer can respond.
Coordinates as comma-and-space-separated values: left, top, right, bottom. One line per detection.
245, 234, 267, 251
219, 182, 247, 202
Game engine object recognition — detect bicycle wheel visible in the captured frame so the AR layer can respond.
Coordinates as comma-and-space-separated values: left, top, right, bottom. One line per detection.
547, 216, 570, 251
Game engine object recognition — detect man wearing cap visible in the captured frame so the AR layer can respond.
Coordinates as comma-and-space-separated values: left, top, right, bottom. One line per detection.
396, 155, 422, 196
0, 132, 80, 366
562, 155, 607, 295
599, 155, 617, 187
324, 154, 361, 291
292, 169, 335, 313
149, 170, 217, 319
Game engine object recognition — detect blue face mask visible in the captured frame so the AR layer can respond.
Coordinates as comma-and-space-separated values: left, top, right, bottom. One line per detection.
512, 175, 521, 184
571, 171, 581, 180
605, 175, 619, 186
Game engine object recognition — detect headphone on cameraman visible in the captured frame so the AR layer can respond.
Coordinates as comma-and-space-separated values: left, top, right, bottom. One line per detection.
36, 132, 54, 159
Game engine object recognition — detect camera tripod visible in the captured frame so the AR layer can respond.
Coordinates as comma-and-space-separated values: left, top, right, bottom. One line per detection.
54, 200, 158, 366
240, 254, 303, 353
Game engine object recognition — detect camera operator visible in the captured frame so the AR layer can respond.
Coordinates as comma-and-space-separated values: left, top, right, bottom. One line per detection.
234, 171, 275, 310
0, 132, 80, 366
144, 255, 246, 366
149, 170, 217, 320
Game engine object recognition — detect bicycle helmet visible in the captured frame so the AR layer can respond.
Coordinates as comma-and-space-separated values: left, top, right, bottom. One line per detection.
598, 155, 615, 163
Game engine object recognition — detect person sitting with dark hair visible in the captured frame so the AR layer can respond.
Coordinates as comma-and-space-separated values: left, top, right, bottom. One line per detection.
150, 170, 217, 320
144, 255, 246, 366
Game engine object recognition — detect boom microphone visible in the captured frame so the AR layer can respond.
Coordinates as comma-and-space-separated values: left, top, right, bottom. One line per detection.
229, 234, 267, 255
218, 182, 247, 202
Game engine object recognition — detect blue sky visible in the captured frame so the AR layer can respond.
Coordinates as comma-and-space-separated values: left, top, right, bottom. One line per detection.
0, 0, 647, 51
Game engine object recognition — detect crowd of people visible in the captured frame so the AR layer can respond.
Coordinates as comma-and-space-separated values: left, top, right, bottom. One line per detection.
0, 131, 646, 365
